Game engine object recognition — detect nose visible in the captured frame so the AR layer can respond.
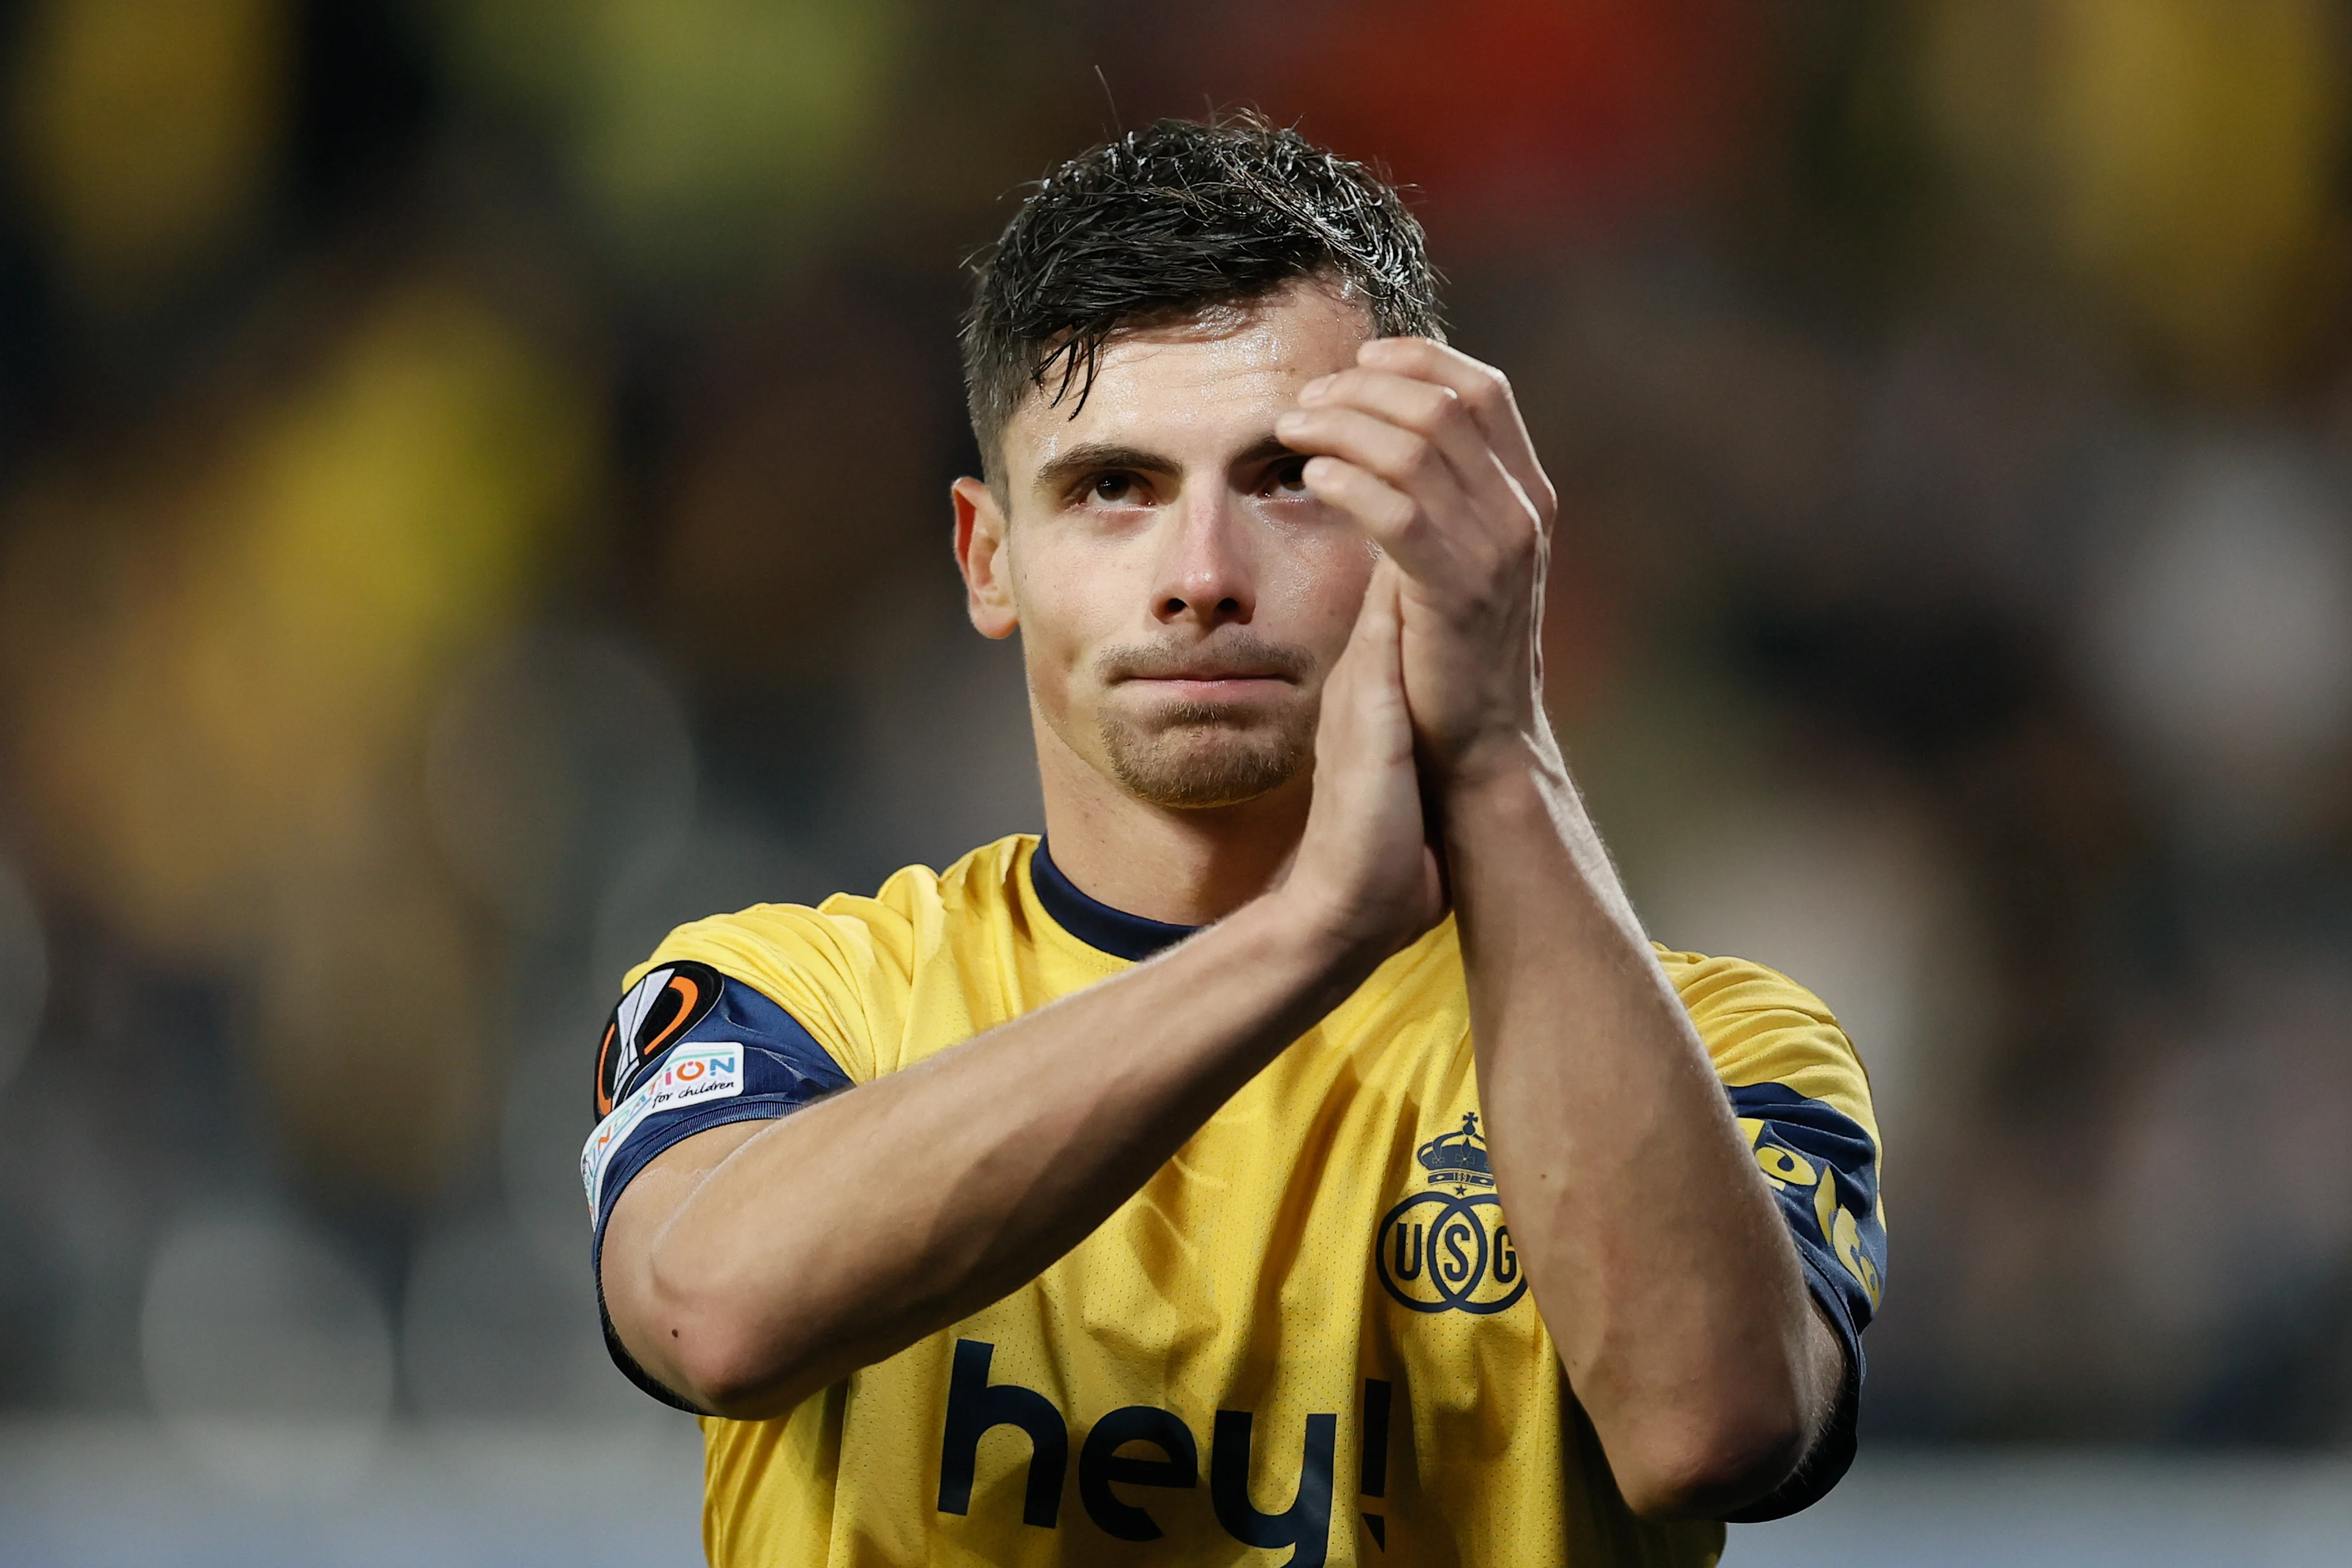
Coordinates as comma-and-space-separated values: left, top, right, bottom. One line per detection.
1149, 487, 1256, 630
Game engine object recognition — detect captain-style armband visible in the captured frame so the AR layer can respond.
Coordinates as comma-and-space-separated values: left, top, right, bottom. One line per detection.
582, 960, 854, 1410
1720, 1080, 1887, 1522
583, 960, 855, 1231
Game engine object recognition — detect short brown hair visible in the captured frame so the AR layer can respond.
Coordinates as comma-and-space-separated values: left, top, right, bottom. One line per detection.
960, 114, 1442, 479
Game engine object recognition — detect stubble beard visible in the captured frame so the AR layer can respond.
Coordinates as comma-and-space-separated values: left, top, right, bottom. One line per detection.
1091, 633, 1319, 810
1098, 701, 1315, 809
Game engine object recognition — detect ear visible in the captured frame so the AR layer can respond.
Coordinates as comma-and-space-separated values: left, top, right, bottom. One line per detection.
952, 477, 1019, 639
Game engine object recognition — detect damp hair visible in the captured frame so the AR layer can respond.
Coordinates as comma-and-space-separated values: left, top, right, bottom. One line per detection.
959, 112, 1443, 484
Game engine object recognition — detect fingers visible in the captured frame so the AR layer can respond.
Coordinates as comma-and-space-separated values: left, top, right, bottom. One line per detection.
1354, 338, 1557, 532
1287, 342, 1554, 780
1332, 559, 1403, 693
1294, 437, 1453, 580
1294, 445, 1496, 608
1274, 345, 1551, 592
1319, 561, 1406, 748
1278, 402, 1490, 586
1288, 369, 1532, 534
1357, 558, 1404, 654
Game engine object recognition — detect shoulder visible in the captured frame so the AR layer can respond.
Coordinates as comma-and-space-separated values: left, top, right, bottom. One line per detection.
624, 834, 1039, 1072
1651, 945, 1876, 1145
635, 835, 1033, 977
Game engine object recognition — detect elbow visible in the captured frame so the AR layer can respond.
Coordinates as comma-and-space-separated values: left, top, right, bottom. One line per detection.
1611, 1404, 1811, 1520
665, 1321, 796, 1419
640, 1258, 824, 1420
662, 1306, 842, 1420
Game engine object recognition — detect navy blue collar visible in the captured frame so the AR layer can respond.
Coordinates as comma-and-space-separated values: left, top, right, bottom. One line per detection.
1029, 840, 1200, 962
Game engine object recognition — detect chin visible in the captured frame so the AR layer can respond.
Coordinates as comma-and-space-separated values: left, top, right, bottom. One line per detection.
1099, 716, 1311, 810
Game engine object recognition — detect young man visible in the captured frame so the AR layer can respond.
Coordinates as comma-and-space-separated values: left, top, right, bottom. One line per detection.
583, 118, 1884, 1567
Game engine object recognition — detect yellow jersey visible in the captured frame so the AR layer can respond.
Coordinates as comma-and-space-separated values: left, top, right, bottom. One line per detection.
581, 834, 1886, 1567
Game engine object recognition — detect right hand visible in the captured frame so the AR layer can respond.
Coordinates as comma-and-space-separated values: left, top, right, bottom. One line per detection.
1280, 560, 1447, 963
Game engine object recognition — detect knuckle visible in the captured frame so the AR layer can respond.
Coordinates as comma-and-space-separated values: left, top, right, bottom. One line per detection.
1405, 384, 1457, 430
1510, 470, 1558, 526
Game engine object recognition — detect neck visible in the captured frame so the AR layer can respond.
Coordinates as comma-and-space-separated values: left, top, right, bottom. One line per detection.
1031, 712, 1310, 927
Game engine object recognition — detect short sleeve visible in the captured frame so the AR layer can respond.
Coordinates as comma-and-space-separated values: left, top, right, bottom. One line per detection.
1660, 949, 1888, 1522
625, 896, 911, 1085
581, 960, 854, 1411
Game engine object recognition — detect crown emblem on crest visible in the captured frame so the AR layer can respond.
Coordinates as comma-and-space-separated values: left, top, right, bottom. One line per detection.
1416, 1112, 1494, 1194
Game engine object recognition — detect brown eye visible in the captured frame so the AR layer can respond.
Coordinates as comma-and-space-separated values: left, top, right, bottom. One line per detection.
1092, 473, 1134, 502
1271, 457, 1310, 493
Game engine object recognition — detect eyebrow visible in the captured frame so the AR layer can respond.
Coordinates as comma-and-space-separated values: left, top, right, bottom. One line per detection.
1033, 443, 1172, 496
1031, 436, 1300, 496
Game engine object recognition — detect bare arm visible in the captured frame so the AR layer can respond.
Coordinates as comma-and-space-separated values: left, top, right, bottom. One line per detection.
600, 582, 1442, 1419
1280, 338, 1842, 1517
1443, 760, 1842, 1516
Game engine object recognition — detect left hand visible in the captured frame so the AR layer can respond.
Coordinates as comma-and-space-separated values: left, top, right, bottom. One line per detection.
1273, 337, 1559, 783
1280, 559, 1449, 965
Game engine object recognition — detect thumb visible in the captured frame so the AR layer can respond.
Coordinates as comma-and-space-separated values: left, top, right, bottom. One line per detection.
1317, 561, 1409, 774
1320, 564, 1391, 744
1335, 560, 1404, 687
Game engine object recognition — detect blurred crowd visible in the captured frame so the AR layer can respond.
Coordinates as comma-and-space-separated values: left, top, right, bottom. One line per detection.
0, 0, 2349, 1486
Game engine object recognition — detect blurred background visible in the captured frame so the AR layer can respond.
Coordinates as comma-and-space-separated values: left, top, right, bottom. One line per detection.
0, 0, 2350, 1562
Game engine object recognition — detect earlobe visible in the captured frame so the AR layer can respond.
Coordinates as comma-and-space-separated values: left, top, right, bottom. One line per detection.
952, 477, 1020, 640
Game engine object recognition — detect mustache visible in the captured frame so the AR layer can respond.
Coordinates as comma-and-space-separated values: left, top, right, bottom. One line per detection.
1094, 634, 1317, 685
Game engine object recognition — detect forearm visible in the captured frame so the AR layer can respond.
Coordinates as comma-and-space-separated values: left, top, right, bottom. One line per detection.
609, 891, 1371, 1418
1442, 746, 1831, 1514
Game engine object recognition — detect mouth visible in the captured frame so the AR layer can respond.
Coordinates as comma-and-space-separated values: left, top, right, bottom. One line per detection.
1120, 670, 1297, 704
1096, 636, 1317, 709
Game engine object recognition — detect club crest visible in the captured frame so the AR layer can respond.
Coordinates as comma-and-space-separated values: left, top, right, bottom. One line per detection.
1375, 1113, 1527, 1316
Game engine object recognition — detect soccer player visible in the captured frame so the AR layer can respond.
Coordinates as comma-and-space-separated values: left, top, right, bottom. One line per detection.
582, 118, 1885, 1567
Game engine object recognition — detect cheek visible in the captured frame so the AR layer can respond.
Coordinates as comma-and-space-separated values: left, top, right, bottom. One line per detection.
1264, 531, 1378, 654
1006, 533, 1129, 720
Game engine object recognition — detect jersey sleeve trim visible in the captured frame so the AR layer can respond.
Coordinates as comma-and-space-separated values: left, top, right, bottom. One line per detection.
1716, 1078, 1885, 1521
582, 969, 854, 1412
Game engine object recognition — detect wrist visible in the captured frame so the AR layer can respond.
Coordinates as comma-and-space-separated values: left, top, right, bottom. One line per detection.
1434, 727, 1566, 808
1251, 875, 1400, 992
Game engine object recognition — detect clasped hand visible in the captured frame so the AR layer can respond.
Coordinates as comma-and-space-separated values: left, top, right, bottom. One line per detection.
1275, 339, 1560, 959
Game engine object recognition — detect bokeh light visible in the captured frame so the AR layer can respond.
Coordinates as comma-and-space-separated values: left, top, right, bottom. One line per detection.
2082, 435, 2352, 845
140, 1210, 394, 1497
442, 0, 908, 277
0, 858, 50, 1095
10, 0, 288, 312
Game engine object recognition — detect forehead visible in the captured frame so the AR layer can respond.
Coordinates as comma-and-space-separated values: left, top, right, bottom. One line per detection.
1003, 281, 1374, 472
